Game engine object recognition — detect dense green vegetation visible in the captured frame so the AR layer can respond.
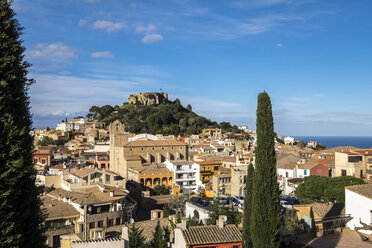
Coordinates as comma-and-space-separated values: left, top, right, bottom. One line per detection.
205, 198, 242, 226
129, 224, 146, 248
0, 1, 45, 246
242, 163, 254, 247
153, 185, 170, 195
295, 175, 365, 204
37, 136, 69, 146
251, 92, 281, 248
86, 99, 245, 136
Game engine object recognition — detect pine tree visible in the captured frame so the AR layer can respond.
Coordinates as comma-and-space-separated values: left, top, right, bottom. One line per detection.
149, 220, 167, 248
0, 1, 45, 247
242, 163, 254, 247
251, 92, 281, 248
128, 224, 146, 248
205, 197, 221, 225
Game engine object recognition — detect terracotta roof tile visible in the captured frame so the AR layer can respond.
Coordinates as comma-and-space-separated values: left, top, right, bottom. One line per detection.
347, 184, 372, 200
124, 140, 186, 147
182, 225, 241, 245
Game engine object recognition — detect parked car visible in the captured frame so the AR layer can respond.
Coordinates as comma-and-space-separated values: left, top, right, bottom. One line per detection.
226, 197, 243, 208
234, 196, 244, 205
280, 200, 293, 209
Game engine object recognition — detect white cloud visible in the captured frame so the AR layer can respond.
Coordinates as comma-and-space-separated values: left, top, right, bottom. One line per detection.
276, 43, 285, 47
92, 20, 127, 32
135, 24, 157, 33
79, 18, 90, 27
142, 34, 163, 43
27, 43, 77, 60
91, 51, 114, 58
29, 73, 139, 117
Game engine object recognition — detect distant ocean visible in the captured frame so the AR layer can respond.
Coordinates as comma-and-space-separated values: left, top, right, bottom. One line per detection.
293, 136, 372, 149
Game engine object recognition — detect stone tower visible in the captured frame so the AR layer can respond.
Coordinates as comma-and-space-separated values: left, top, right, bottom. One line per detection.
109, 120, 128, 175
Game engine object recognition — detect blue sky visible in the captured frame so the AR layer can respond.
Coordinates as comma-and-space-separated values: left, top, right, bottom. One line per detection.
13, 0, 372, 136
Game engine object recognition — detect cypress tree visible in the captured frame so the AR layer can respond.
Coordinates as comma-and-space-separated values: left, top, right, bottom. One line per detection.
251, 92, 281, 248
149, 220, 167, 248
242, 163, 254, 247
0, 1, 45, 247
128, 224, 146, 248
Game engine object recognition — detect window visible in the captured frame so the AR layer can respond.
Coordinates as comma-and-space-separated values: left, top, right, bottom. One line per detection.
304, 170, 307, 175
286, 172, 289, 177
360, 170, 364, 179
348, 156, 362, 162
341, 169, 347, 176
214, 166, 219, 171
52, 235, 60, 247
108, 219, 114, 227
106, 175, 110, 182
89, 222, 95, 228
116, 218, 121, 225
98, 221, 103, 228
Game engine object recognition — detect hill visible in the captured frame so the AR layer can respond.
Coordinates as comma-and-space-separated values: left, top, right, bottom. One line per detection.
86, 98, 246, 136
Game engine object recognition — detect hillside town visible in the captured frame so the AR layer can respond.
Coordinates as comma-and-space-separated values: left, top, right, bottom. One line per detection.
31, 93, 372, 248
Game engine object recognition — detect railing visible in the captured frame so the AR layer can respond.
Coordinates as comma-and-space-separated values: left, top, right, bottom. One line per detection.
45, 224, 75, 231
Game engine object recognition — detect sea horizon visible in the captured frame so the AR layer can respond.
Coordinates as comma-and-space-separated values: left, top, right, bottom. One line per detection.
293, 136, 372, 149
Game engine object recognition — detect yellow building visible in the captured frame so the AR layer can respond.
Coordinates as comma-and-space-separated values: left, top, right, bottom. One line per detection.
335, 150, 372, 180
202, 128, 222, 137
127, 164, 174, 190
196, 160, 222, 184
294, 202, 345, 235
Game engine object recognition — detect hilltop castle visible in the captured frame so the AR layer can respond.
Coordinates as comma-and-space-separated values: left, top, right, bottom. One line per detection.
128, 92, 168, 105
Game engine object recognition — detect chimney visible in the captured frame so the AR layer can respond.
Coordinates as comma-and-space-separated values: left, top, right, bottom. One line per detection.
110, 190, 114, 197
217, 215, 226, 228
122, 226, 129, 241
181, 218, 187, 230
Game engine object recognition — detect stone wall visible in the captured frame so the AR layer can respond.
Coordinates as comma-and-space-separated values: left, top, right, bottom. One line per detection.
128, 92, 168, 105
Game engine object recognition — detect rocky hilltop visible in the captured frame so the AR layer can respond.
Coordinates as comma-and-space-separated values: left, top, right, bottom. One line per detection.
128, 92, 168, 105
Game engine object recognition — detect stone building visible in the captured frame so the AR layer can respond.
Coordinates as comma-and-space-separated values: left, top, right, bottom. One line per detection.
109, 120, 188, 179
127, 92, 168, 105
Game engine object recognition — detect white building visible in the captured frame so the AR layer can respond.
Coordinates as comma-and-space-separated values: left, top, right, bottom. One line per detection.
164, 160, 203, 194
284, 136, 295, 145
56, 121, 74, 132
345, 184, 372, 230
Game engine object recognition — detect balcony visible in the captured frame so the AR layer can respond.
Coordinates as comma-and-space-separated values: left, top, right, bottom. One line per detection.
176, 177, 196, 181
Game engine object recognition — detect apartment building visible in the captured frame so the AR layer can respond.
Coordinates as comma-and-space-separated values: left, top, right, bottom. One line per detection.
335, 150, 372, 180
164, 160, 203, 194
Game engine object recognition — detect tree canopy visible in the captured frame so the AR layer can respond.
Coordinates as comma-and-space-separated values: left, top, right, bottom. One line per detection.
251, 92, 281, 248
86, 99, 246, 136
0, 1, 45, 246
295, 175, 365, 204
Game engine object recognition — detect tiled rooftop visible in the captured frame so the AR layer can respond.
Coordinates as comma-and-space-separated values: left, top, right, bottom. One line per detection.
347, 184, 372, 200
181, 224, 242, 245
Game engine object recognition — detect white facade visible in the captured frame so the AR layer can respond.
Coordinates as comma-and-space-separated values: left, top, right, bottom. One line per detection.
56, 122, 74, 132
345, 186, 372, 230
284, 136, 295, 145
164, 160, 203, 194
277, 166, 309, 179
185, 201, 209, 224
